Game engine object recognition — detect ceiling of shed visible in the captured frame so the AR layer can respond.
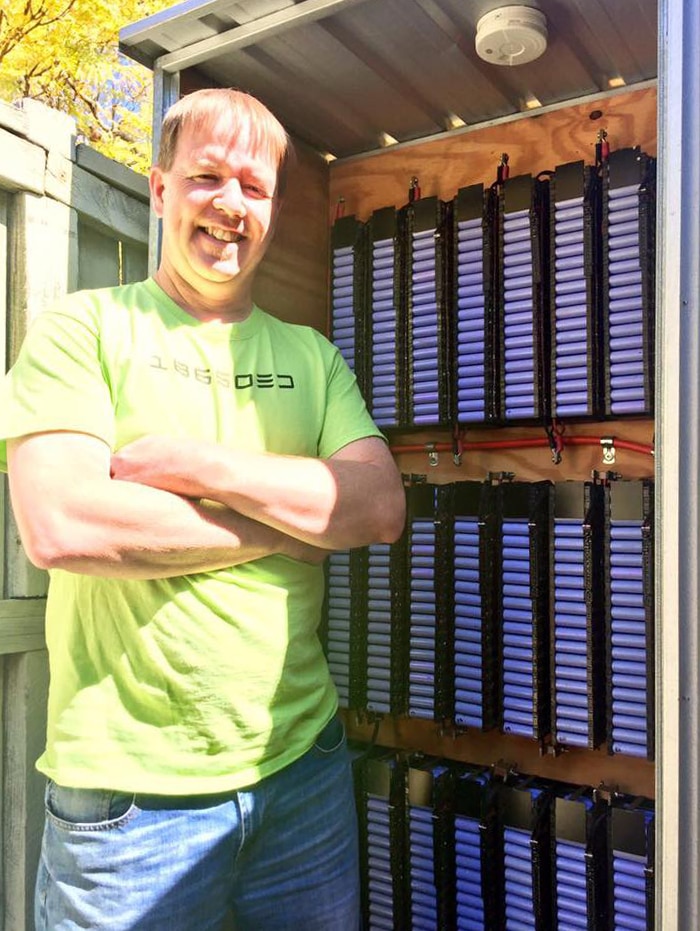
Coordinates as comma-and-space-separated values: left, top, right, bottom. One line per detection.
120, 0, 658, 160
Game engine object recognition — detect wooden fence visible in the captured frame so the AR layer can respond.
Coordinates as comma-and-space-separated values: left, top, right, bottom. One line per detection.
0, 98, 149, 930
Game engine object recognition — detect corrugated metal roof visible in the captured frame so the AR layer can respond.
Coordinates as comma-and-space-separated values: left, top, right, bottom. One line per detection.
119, 0, 658, 159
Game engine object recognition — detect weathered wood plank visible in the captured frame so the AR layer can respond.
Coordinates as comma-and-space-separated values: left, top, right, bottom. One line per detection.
45, 154, 149, 245
0, 129, 45, 197
12, 98, 75, 159
0, 100, 28, 138
75, 143, 149, 203
0, 193, 7, 602
78, 221, 121, 290
0, 654, 4, 925
7, 192, 78, 361
0, 601, 46, 656
123, 241, 149, 284
6, 192, 73, 600
2, 506, 48, 600
2, 650, 49, 931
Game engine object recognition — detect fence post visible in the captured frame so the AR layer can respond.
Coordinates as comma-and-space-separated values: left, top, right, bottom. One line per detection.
5, 191, 78, 599
0, 97, 149, 930
1, 651, 49, 931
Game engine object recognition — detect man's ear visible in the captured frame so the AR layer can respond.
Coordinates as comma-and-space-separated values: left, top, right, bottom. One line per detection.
149, 166, 166, 218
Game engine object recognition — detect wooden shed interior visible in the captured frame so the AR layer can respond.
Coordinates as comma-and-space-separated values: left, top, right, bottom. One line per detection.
120, 0, 659, 808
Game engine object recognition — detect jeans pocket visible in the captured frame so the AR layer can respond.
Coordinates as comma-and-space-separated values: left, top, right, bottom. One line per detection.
312, 714, 346, 756
45, 780, 137, 831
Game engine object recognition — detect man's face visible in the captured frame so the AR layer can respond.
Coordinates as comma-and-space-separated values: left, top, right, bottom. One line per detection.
149, 114, 280, 308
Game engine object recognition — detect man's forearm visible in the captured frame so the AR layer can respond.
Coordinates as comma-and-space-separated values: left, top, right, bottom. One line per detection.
11, 472, 318, 580
111, 436, 406, 551
201, 452, 401, 549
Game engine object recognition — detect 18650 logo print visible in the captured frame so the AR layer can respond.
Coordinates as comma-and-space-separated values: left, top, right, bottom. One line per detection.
149, 355, 295, 389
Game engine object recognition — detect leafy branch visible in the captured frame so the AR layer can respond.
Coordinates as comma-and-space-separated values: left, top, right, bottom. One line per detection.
0, 0, 164, 172
0, 0, 78, 64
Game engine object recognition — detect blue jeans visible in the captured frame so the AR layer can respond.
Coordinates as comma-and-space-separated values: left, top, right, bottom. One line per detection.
35, 715, 359, 931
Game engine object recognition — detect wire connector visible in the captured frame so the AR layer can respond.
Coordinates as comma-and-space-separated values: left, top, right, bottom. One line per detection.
452, 427, 463, 467
497, 152, 510, 184
545, 421, 564, 464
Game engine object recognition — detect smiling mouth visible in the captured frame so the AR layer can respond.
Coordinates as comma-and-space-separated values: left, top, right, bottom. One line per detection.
202, 226, 244, 243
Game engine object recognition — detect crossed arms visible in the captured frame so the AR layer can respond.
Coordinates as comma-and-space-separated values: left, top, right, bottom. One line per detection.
7, 431, 406, 580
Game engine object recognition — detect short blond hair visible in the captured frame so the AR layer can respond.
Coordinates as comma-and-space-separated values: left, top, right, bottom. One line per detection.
157, 88, 293, 196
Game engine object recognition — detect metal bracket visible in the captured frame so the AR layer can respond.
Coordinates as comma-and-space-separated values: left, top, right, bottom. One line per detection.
488, 471, 516, 485
491, 758, 518, 781
436, 721, 459, 739
593, 782, 618, 805
402, 472, 427, 486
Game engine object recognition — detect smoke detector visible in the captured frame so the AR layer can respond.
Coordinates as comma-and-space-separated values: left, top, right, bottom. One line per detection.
475, 5, 548, 67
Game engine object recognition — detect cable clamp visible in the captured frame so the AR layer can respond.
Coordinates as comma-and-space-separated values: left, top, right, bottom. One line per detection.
425, 443, 439, 467
600, 436, 616, 465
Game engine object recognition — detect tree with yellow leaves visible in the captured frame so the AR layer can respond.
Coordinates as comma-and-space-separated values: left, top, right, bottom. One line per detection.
0, 0, 168, 173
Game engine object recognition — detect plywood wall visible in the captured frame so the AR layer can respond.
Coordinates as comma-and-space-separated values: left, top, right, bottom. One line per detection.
254, 140, 330, 331
346, 714, 655, 799
330, 86, 657, 220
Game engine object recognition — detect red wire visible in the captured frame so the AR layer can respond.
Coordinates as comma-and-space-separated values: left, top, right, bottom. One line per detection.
564, 436, 653, 456
390, 434, 654, 457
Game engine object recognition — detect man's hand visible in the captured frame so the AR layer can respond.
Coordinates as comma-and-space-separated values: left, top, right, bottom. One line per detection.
111, 435, 208, 498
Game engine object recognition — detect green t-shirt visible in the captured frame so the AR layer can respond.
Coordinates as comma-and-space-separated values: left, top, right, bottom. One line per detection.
0, 278, 383, 794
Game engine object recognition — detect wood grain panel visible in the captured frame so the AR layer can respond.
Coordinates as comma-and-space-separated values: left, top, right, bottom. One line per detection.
2, 650, 49, 930
343, 711, 655, 799
0, 600, 46, 655
329, 86, 657, 219
254, 140, 330, 331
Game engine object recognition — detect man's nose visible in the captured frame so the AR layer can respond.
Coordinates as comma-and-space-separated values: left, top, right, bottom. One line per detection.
213, 179, 246, 217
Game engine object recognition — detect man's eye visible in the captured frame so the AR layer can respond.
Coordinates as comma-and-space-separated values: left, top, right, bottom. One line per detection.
192, 173, 218, 182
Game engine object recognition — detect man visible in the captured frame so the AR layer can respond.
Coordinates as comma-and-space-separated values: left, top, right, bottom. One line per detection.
0, 88, 405, 930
